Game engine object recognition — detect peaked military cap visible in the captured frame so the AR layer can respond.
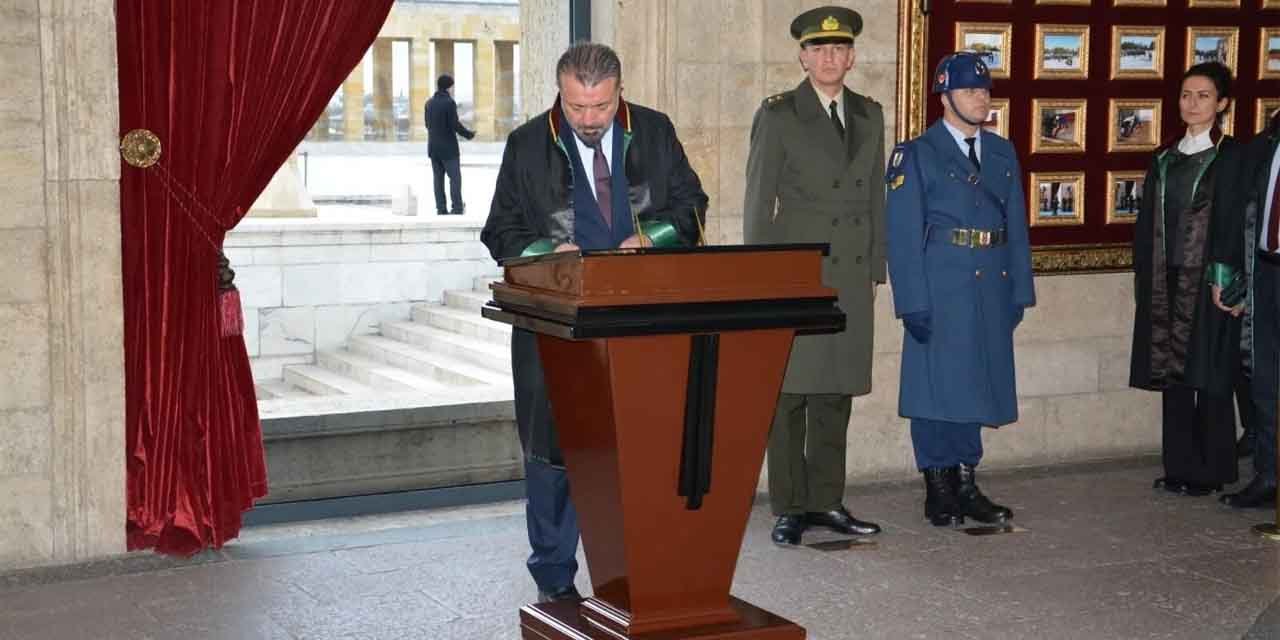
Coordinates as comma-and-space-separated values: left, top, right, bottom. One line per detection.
790, 6, 862, 45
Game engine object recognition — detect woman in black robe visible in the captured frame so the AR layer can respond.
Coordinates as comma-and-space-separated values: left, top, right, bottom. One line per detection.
1130, 62, 1248, 495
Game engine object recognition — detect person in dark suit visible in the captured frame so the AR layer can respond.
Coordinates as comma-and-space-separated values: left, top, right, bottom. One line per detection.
480, 42, 707, 603
425, 73, 475, 215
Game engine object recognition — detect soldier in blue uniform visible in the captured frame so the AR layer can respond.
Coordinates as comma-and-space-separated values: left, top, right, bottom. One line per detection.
885, 52, 1036, 526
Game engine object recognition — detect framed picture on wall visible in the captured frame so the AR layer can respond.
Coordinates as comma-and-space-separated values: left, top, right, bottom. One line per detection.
1264, 0, 1280, 8
1106, 172, 1145, 225
1261, 28, 1280, 79
1186, 27, 1239, 70
1109, 99, 1162, 151
1111, 26, 1164, 79
956, 23, 1013, 79
984, 98, 1010, 138
1035, 25, 1090, 79
1114, 0, 1166, 5
1031, 99, 1087, 153
1257, 98, 1280, 133
1187, 0, 1240, 6
1029, 172, 1086, 227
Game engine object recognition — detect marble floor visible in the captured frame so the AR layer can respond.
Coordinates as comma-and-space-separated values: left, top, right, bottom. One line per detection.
1, 459, 1277, 639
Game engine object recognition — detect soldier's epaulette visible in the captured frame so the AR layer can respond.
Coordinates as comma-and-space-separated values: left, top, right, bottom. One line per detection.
762, 91, 794, 111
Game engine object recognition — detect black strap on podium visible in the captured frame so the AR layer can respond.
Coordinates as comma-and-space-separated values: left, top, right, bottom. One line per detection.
678, 334, 719, 510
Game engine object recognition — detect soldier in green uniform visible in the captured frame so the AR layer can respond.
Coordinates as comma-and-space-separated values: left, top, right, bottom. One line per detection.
743, 6, 886, 546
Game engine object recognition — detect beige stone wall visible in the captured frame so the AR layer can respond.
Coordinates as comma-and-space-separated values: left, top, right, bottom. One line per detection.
518, 0, 569, 124
599, 1, 1160, 482
0, 0, 126, 569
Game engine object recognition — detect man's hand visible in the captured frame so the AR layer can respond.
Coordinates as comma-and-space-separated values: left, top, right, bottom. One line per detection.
554, 242, 580, 253
1211, 284, 1244, 317
619, 234, 652, 249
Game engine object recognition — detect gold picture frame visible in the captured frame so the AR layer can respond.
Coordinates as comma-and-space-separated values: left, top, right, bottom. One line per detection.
1106, 171, 1145, 225
1265, 0, 1280, 8
956, 22, 1013, 79
1035, 25, 1091, 79
1111, 26, 1164, 79
1261, 28, 1280, 80
1030, 172, 1086, 228
1113, 0, 1166, 5
1220, 101, 1235, 137
1257, 98, 1280, 134
983, 98, 1010, 138
1187, 0, 1240, 6
1031, 99, 1087, 154
1109, 99, 1162, 152
1186, 26, 1239, 70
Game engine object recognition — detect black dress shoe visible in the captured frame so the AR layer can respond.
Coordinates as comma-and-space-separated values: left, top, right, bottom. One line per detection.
536, 585, 581, 604
771, 514, 807, 546
1177, 482, 1222, 497
1220, 476, 1278, 509
923, 467, 963, 527
955, 464, 1012, 523
1154, 477, 1189, 493
804, 506, 881, 536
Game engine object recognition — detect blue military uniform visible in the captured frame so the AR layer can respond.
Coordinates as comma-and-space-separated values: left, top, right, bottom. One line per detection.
885, 52, 1035, 527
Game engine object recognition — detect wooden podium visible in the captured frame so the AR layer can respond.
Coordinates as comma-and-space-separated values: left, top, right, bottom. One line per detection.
482, 245, 844, 640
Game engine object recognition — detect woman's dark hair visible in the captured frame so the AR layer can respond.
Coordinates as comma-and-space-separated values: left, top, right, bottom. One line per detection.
1182, 61, 1233, 101
1181, 61, 1233, 127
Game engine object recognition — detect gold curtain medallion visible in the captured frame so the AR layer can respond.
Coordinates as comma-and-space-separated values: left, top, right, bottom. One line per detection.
120, 129, 162, 168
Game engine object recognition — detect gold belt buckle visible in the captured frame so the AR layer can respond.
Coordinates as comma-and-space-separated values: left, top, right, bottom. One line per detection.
976, 230, 991, 247
951, 229, 969, 247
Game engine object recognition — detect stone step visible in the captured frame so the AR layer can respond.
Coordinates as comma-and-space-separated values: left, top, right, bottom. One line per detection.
411, 303, 512, 346
473, 274, 502, 293
255, 379, 315, 400
443, 288, 492, 314
380, 321, 511, 373
282, 364, 375, 396
316, 349, 454, 393
347, 335, 509, 387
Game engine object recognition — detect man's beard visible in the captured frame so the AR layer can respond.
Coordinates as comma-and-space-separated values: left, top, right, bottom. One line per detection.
573, 127, 604, 146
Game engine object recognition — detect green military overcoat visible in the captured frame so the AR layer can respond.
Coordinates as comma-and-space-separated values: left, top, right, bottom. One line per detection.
743, 79, 886, 396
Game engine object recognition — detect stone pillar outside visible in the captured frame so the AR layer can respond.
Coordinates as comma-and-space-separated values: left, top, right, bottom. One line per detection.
410, 38, 431, 142
342, 58, 365, 141
495, 42, 516, 138
372, 38, 395, 141
474, 38, 497, 141
434, 40, 455, 82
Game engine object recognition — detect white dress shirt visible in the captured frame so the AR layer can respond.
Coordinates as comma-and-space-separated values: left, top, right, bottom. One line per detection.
942, 118, 982, 166
571, 121, 615, 203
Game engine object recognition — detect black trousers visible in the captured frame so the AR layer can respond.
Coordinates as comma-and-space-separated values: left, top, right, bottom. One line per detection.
1161, 385, 1238, 486
430, 155, 463, 214
1250, 258, 1280, 483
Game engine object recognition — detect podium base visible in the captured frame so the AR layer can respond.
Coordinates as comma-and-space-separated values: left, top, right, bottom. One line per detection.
520, 596, 805, 640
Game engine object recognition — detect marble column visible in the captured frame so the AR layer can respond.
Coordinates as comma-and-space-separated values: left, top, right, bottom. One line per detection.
495, 41, 516, 138
474, 38, 497, 141
410, 38, 431, 142
372, 38, 395, 141
0, 0, 126, 570
519, 0, 569, 120
342, 58, 365, 141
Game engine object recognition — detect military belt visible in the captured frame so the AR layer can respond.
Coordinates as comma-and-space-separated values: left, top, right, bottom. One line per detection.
929, 227, 1007, 249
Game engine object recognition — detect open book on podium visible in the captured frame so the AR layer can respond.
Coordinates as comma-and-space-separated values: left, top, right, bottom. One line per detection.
482, 244, 844, 640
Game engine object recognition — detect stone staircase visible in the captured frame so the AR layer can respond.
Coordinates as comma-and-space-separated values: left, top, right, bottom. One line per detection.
251, 275, 522, 503
254, 275, 512, 414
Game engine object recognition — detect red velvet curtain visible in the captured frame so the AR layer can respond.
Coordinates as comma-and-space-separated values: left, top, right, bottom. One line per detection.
116, 0, 394, 555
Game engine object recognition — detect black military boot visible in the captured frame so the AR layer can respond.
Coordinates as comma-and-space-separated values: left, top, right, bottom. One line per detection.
923, 467, 963, 527
954, 464, 1013, 523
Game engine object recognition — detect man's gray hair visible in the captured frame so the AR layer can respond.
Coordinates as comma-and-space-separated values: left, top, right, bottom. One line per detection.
556, 41, 622, 88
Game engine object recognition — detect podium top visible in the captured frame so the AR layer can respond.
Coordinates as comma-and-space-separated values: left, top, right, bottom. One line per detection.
483, 244, 845, 339
495, 244, 835, 307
